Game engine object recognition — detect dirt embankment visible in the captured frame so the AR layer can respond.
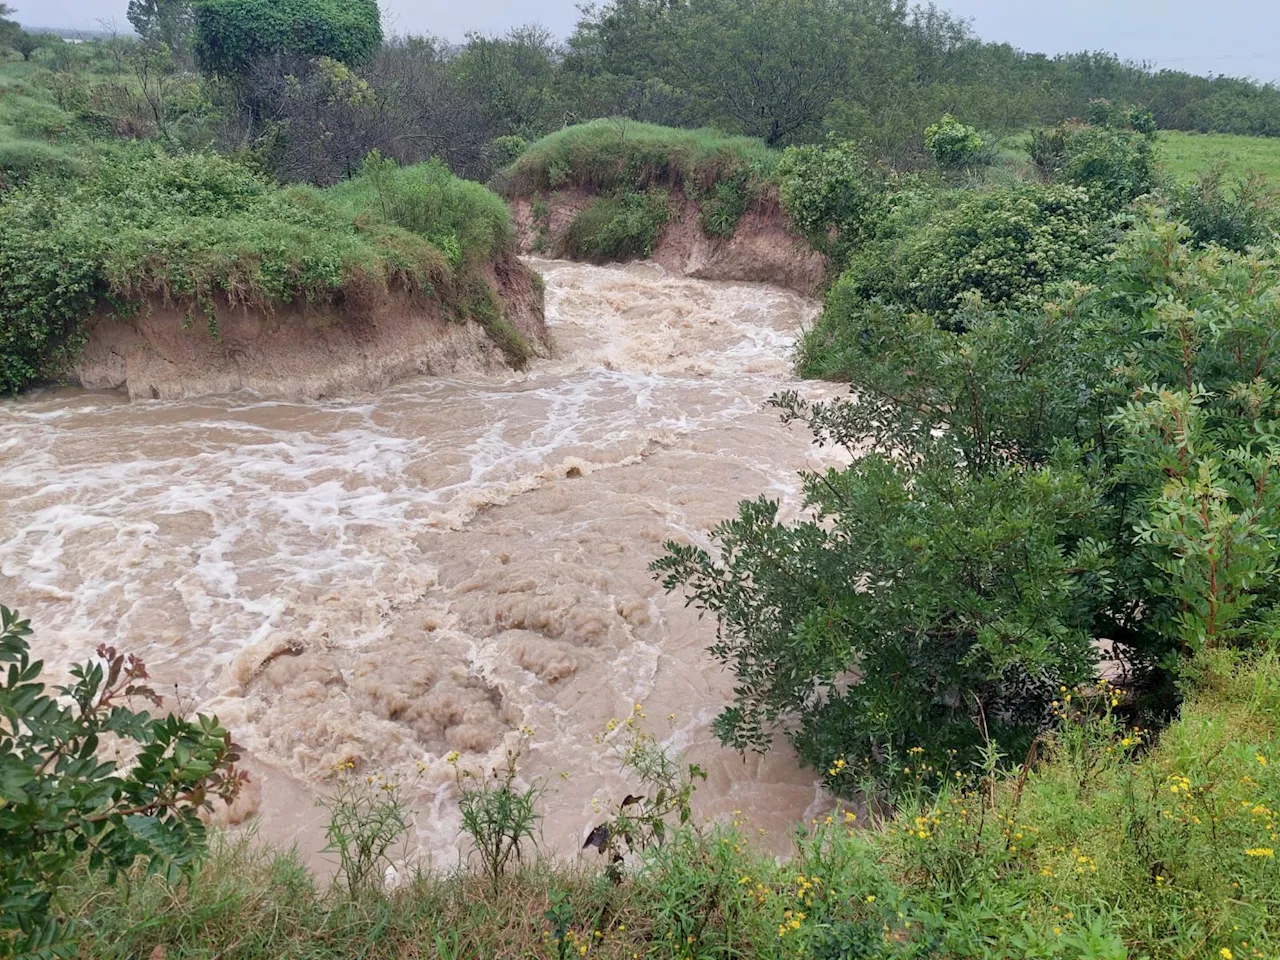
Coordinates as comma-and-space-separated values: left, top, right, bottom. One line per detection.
71, 254, 550, 402
510, 189, 828, 297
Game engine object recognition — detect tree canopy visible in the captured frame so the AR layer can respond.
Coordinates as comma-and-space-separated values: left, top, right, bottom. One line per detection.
191, 0, 381, 79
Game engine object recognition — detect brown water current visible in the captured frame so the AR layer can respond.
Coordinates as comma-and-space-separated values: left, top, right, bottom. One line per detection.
0, 258, 848, 868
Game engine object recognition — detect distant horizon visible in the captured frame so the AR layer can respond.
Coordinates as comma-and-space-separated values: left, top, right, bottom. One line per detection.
11, 0, 1280, 88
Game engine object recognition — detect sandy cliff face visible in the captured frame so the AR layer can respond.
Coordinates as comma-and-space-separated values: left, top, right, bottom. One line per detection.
510, 190, 828, 297
71, 254, 550, 401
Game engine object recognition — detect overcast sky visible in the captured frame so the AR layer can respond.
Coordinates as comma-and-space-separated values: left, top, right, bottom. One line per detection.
15, 0, 1280, 85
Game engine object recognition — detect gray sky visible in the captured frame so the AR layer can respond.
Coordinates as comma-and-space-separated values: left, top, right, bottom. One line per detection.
15, 0, 1280, 86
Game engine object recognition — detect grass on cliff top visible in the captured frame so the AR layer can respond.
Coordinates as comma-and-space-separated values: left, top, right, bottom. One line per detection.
502, 119, 779, 197
0, 149, 525, 392
1159, 129, 1280, 183
66, 649, 1280, 960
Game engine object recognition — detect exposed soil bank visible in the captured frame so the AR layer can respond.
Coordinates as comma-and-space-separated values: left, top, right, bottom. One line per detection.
511, 189, 827, 297
70, 255, 550, 401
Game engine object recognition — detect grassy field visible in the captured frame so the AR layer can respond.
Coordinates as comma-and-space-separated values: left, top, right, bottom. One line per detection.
1160, 129, 1280, 182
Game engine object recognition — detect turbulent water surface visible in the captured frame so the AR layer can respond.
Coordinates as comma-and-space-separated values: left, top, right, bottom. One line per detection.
0, 259, 846, 864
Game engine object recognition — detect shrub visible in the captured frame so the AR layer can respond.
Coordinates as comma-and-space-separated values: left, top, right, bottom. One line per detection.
324, 151, 515, 263
558, 190, 671, 263
454, 733, 541, 890
192, 0, 382, 80
776, 137, 885, 261
697, 175, 752, 238
485, 134, 528, 171
582, 717, 707, 874
836, 183, 1104, 323
1174, 162, 1280, 251
654, 432, 1106, 791
0, 605, 245, 954
0, 139, 86, 189
317, 766, 412, 897
924, 113, 985, 168
1032, 113, 1159, 212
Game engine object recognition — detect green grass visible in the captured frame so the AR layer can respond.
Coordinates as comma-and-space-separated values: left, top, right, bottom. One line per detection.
1159, 130, 1280, 183
321, 157, 514, 264
1003, 127, 1280, 185
0, 149, 529, 391
61, 650, 1280, 959
503, 119, 778, 198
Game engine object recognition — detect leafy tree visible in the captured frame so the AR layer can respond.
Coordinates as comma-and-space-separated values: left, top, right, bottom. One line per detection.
568, 0, 859, 146
450, 26, 562, 144
0, 606, 246, 954
126, 0, 194, 57
0, 4, 17, 48
191, 0, 381, 80
668, 0, 855, 145
11, 30, 43, 61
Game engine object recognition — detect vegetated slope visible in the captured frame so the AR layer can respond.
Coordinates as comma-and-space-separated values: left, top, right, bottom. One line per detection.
63, 648, 1280, 960
0, 150, 548, 399
500, 120, 827, 296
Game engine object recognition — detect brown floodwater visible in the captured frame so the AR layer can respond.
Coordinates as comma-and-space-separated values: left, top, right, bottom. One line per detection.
0, 258, 847, 869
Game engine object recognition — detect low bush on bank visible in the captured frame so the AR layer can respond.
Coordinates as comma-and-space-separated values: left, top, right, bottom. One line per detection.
322, 152, 514, 264
558, 190, 671, 263
0, 149, 528, 392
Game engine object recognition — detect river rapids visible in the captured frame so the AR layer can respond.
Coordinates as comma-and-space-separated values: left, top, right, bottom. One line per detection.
0, 258, 846, 865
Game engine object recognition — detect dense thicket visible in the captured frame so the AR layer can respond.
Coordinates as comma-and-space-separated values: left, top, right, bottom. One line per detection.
9, 0, 1280, 186
655, 111, 1280, 791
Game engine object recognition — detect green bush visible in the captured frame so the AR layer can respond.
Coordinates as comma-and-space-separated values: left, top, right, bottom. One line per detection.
323, 152, 514, 263
0, 139, 86, 188
0, 605, 244, 955
484, 134, 528, 171
1174, 162, 1280, 251
192, 0, 382, 79
317, 766, 411, 897
697, 175, 752, 238
924, 113, 985, 168
776, 137, 885, 261
455, 733, 541, 891
558, 190, 671, 263
1032, 114, 1159, 212
836, 183, 1103, 323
